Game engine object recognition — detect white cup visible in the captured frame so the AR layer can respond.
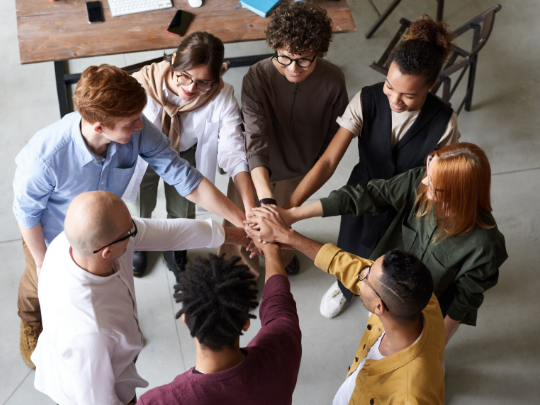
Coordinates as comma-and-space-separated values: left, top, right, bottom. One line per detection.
188, 0, 203, 7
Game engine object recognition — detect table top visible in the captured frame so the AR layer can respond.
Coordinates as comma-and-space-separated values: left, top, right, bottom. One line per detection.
16, 0, 356, 64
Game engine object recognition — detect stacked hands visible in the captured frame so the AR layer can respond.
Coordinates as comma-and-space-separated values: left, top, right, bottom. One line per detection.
243, 205, 296, 256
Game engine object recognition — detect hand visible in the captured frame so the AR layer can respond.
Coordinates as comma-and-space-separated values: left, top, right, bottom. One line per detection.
243, 205, 293, 245
245, 237, 264, 258
246, 205, 295, 227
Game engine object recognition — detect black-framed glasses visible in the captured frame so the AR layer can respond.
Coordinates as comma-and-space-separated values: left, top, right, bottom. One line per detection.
273, 53, 317, 68
358, 265, 389, 312
174, 72, 214, 93
93, 220, 138, 254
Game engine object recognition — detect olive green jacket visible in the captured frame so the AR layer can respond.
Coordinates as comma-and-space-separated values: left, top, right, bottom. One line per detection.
320, 167, 508, 325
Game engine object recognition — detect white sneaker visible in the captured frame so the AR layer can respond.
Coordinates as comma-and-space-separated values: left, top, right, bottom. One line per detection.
320, 281, 348, 318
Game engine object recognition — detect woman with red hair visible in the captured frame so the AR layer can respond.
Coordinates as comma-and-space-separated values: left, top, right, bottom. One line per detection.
248, 142, 508, 343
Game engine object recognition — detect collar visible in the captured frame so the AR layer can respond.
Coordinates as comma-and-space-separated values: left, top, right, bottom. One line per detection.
71, 113, 119, 166
364, 310, 433, 376
71, 114, 95, 167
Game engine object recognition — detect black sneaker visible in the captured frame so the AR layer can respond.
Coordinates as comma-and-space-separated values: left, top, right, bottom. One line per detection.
285, 255, 300, 276
163, 250, 188, 283
133, 251, 147, 278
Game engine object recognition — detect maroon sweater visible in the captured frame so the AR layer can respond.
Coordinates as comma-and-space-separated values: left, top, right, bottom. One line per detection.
138, 275, 302, 405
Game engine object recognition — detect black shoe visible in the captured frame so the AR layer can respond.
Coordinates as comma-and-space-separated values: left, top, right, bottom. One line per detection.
163, 250, 188, 283
133, 251, 148, 278
285, 255, 300, 276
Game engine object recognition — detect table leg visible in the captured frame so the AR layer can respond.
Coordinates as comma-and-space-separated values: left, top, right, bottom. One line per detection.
54, 61, 70, 118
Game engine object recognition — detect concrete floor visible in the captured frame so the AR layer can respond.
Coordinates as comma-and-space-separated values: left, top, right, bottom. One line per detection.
1, 0, 539, 403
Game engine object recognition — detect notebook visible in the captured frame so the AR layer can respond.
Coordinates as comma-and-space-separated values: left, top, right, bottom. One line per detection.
239, 0, 281, 18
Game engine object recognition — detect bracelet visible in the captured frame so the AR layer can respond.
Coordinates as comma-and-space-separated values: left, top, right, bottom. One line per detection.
259, 198, 277, 206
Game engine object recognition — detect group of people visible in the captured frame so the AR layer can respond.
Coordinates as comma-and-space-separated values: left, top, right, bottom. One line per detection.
12, 1, 507, 404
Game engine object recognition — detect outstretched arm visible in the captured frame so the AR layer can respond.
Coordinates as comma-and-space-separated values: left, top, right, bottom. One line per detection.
246, 201, 324, 229
185, 177, 245, 227
284, 127, 354, 209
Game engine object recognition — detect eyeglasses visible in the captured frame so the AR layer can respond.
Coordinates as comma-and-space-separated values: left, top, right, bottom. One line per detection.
93, 220, 138, 254
358, 265, 389, 312
273, 53, 317, 68
174, 72, 214, 93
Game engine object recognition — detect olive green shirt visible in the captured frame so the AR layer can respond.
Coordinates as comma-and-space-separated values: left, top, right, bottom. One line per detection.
320, 167, 508, 325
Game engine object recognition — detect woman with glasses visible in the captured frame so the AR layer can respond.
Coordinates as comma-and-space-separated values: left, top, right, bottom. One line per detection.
249, 142, 508, 344
127, 31, 255, 280
278, 15, 462, 318
219, 0, 349, 278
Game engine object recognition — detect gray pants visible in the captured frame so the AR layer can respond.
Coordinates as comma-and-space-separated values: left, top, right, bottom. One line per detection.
127, 146, 197, 220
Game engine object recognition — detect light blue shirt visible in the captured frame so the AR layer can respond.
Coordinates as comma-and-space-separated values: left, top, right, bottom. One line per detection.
13, 112, 203, 246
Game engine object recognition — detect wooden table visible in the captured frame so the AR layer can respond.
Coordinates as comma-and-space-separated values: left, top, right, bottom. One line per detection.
15, 0, 356, 115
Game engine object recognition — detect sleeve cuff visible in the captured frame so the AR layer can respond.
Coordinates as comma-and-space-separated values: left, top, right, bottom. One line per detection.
175, 169, 204, 197
229, 162, 249, 180
336, 116, 361, 137
446, 300, 469, 322
314, 243, 342, 273
320, 197, 342, 218
206, 219, 226, 248
248, 155, 271, 176
14, 213, 41, 229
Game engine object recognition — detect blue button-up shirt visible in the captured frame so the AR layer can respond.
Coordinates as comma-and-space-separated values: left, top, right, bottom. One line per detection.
13, 112, 203, 246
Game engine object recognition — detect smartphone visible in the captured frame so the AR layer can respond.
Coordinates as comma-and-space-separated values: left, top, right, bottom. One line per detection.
86, 1, 105, 24
167, 10, 193, 37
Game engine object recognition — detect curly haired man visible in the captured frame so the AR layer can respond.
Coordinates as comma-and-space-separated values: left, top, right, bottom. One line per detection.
219, 0, 349, 278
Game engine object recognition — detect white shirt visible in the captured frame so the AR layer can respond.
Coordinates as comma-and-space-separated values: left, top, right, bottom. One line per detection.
32, 217, 225, 405
333, 333, 386, 405
123, 81, 249, 206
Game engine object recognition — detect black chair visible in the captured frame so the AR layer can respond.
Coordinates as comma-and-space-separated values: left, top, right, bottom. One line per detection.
369, 4, 502, 115
365, 0, 445, 38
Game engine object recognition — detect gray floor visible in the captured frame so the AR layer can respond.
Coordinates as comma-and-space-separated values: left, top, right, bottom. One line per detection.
1, 0, 539, 403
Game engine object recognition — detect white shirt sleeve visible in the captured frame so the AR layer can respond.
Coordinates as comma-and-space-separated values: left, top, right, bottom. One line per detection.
60, 333, 124, 405
436, 111, 461, 148
132, 217, 225, 252
216, 84, 249, 180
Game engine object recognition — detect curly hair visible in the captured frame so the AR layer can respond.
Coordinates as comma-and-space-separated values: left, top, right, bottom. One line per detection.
165, 31, 224, 83
378, 249, 433, 323
393, 14, 455, 85
175, 254, 259, 351
265, 0, 333, 56
73, 64, 147, 128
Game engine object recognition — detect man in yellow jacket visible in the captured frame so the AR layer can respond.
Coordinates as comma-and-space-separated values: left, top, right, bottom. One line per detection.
246, 206, 446, 404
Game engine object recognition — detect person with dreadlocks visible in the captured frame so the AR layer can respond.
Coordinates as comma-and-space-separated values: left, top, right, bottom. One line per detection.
138, 240, 302, 404
32, 191, 248, 405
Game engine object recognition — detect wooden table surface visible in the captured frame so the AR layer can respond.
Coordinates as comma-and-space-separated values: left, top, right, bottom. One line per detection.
16, 0, 356, 64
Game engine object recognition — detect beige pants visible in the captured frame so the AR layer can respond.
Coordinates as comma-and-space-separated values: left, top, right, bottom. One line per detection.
218, 174, 304, 279
18, 238, 40, 324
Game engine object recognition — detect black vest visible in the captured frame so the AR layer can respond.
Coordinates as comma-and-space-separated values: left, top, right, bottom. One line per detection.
355, 82, 453, 187
337, 82, 453, 260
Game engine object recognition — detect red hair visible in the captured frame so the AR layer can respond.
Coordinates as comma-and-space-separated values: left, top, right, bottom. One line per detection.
73, 64, 147, 129
415, 142, 493, 242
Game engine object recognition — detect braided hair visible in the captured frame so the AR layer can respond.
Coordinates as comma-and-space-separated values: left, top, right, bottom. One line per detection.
174, 254, 259, 351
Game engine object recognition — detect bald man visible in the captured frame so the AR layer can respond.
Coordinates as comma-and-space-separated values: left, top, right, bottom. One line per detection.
31, 191, 247, 405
